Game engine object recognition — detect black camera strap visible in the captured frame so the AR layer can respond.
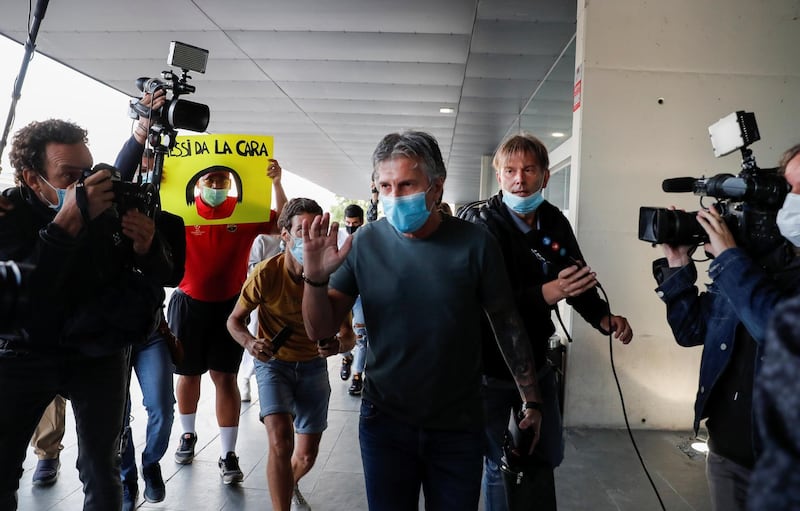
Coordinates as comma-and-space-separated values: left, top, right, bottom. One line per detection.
74, 178, 92, 227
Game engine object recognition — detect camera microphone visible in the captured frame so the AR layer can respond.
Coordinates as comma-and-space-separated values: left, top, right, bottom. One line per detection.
661, 177, 698, 193
662, 173, 787, 208
662, 175, 751, 196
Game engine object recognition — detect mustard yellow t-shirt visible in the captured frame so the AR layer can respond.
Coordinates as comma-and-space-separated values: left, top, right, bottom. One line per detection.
237, 253, 318, 362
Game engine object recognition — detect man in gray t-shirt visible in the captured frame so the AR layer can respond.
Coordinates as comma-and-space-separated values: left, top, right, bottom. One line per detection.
301, 131, 543, 510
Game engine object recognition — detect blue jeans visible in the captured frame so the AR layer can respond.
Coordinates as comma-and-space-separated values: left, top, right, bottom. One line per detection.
706, 451, 750, 511
0, 347, 128, 511
344, 296, 368, 374
121, 332, 175, 482
359, 398, 483, 510
482, 371, 562, 511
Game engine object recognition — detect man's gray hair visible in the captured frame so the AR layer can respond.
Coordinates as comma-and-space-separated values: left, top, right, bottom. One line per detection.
371, 131, 446, 183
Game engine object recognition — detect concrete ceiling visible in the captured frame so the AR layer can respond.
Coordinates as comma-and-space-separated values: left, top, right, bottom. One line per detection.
0, 0, 576, 204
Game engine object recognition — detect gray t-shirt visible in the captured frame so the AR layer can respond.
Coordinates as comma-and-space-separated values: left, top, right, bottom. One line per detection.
330, 215, 514, 430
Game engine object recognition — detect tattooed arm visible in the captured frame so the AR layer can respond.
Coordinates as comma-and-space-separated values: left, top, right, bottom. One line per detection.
486, 306, 543, 450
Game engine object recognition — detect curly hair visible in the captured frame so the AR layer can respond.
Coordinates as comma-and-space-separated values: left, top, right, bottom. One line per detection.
9, 119, 88, 183
780, 143, 800, 174
277, 197, 323, 232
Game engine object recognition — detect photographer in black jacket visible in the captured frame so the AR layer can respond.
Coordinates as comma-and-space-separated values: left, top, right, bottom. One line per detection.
0, 119, 172, 511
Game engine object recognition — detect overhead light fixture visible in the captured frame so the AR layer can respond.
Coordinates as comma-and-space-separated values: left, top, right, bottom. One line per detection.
551, 132, 565, 138
439, 107, 455, 114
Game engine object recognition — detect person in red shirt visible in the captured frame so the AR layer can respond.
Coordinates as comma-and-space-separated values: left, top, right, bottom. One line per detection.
190, 166, 240, 221
168, 159, 287, 485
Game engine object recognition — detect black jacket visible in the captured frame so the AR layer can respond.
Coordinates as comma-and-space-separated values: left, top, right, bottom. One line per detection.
466, 193, 609, 379
0, 185, 173, 355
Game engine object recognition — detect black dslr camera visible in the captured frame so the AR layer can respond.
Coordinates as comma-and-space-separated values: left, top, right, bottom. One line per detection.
81, 164, 158, 219
639, 111, 789, 252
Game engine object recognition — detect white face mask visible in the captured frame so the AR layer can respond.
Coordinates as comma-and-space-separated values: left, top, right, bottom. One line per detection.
777, 193, 800, 247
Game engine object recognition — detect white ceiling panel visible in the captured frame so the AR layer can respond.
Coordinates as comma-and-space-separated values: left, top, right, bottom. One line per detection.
229, 32, 470, 63
256, 60, 466, 86
278, 82, 461, 103
196, 0, 477, 33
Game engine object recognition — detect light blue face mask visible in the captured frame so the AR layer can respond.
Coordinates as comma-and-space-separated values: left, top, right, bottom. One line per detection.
502, 190, 544, 215
380, 188, 433, 234
289, 235, 304, 265
38, 175, 68, 212
201, 186, 229, 207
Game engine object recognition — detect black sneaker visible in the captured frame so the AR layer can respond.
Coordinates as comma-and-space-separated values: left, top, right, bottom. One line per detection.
32, 458, 60, 486
218, 452, 244, 485
340, 356, 353, 380
122, 480, 138, 511
142, 463, 165, 503
174, 432, 197, 465
348, 374, 363, 396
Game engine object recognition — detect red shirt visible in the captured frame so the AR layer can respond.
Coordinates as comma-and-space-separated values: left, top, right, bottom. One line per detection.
196, 195, 238, 220
179, 202, 278, 302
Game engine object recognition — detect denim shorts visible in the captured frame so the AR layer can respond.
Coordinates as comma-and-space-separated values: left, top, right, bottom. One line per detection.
255, 357, 331, 434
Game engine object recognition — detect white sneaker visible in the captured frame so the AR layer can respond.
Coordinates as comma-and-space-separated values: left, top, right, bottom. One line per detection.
291, 485, 311, 511
238, 377, 251, 402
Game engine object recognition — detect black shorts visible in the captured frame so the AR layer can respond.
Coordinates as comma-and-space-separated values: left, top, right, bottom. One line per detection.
167, 290, 243, 375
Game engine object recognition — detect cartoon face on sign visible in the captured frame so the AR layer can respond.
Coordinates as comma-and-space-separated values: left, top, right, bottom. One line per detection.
185, 166, 244, 220
159, 134, 274, 226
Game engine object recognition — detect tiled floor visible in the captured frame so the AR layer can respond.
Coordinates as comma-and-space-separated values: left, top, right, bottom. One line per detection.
16, 357, 710, 510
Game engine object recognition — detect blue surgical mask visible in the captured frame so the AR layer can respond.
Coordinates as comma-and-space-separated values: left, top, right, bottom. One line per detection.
381, 190, 432, 234
289, 235, 304, 265
502, 190, 544, 215
38, 176, 68, 212
201, 186, 229, 207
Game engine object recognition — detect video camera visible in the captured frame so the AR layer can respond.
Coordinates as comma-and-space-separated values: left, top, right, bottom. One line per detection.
80, 164, 158, 219
128, 41, 210, 144
638, 111, 789, 252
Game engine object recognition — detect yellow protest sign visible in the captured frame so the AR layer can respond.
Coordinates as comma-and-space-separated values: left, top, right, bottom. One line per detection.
160, 134, 274, 225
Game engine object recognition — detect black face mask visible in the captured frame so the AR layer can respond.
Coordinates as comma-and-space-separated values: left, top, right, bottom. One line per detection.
346, 225, 360, 235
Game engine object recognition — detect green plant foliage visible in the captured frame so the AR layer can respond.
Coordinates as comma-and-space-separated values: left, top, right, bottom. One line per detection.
329, 195, 371, 223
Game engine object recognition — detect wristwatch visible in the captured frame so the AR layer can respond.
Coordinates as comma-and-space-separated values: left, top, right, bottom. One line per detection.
522, 401, 543, 412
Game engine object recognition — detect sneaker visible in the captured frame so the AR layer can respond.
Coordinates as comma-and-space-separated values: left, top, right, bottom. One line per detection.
174, 432, 197, 465
291, 485, 312, 511
218, 452, 244, 485
32, 458, 60, 486
122, 480, 138, 511
340, 356, 353, 380
348, 374, 363, 396
238, 377, 251, 402
141, 463, 165, 503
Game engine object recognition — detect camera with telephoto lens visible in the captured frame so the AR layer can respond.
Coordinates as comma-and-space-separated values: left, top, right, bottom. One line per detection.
128, 41, 210, 140
638, 111, 789, 253
0, 260, 33, 339
81, 164, 158, 219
